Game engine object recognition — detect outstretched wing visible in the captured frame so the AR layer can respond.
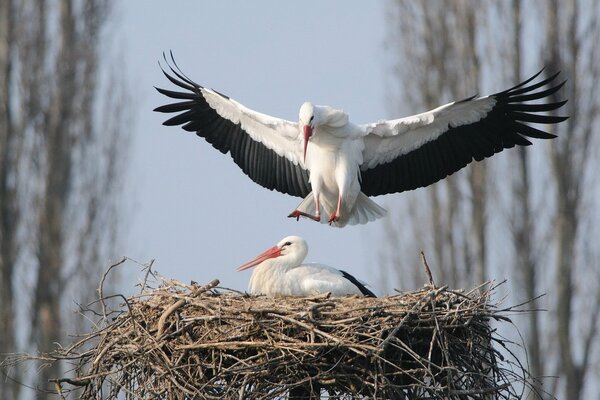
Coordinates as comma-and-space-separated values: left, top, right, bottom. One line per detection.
359, 71, 567, 196
154, 54, 311, 198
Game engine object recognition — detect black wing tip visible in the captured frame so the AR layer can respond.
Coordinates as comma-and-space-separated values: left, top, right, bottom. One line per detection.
339, 270, 376, 297
527, 67, 561, 84
554, 79, 567, 91
502, 69, 565, 99
503, 68, 545, 93
161, 119, 182, 126
157, 50, 204, 92
554, 115, 569, 123
155, 52, 207, 118
153, 86, 171, 97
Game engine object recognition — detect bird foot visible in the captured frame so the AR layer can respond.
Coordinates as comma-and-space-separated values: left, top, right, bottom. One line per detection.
327, 213, 339, 225
288, 210, 320, 222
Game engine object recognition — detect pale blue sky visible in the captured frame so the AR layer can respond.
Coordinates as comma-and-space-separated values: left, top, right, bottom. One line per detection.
119, 1, 395, 294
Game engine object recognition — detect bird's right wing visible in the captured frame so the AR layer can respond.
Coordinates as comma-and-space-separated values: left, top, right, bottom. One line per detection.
338, 270, 376, 297
292, 264, 376, 297
359, 71, 567, 196
154, 54, 311, 198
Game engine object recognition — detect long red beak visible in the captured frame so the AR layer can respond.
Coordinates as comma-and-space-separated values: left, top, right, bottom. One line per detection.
236, 245, 282, 272
303, 125, 313, 162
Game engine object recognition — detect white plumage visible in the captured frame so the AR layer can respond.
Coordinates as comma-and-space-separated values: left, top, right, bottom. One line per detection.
155, 55, 567, 227
236, 236, 375, 297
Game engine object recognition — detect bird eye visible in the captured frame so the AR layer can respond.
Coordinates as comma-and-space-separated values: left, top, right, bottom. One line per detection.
309, 116, 314, 122
283, 241, 292, 247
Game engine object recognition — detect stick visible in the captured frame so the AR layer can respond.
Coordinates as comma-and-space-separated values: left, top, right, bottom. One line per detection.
420, 251, 436, 287
156, 279, 219, 337
98, 257, 127, 319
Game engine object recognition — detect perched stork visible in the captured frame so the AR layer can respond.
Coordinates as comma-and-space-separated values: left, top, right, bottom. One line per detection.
155, 54, 567, 227
236, 236, 375, 297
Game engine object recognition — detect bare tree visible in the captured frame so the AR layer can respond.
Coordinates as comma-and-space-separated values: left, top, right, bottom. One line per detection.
384, 1, 600, 399
449, 2, 487, 286
506, 1, 544, 396
544, 1, 600, 398
0, 1, 20, 398
382, 0, 486, 289
0, 1, 129, 398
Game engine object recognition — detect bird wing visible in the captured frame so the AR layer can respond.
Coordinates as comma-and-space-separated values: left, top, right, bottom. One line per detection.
338, 269, 376, 297
154, 54, 311, 198
359, 71, 567, 196
290, 264, 374, 297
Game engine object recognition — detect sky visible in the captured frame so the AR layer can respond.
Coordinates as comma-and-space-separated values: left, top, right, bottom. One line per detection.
118, 1, 393, 294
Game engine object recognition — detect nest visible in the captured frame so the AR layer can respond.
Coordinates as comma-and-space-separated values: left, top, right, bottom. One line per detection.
16, 267, 532, 399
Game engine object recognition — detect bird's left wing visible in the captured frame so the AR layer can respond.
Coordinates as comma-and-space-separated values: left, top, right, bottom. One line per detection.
154, 55, 311, 198
338, 270, 376, 297
359, 71, 567, 196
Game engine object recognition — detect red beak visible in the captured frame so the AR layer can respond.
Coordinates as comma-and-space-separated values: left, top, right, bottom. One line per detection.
303, 125, 313, 162
236, 245, 282, 272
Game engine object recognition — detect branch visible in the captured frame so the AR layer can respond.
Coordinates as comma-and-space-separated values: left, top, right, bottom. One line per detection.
97, 257, 127, 319
420, 251, 436, 287
156, 279, 219, 338
580, 273, 600, 372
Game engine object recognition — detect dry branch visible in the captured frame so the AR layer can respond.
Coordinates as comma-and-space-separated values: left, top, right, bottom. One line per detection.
3, 276, 534, 399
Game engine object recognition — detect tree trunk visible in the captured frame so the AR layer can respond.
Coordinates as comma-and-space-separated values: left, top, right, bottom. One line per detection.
546, 0, 597, 398
32, 0, 75, 394
0, 1, 19, 399
0, 0, 126, 398
383, 0, 599, 397
509, 1, 543, 395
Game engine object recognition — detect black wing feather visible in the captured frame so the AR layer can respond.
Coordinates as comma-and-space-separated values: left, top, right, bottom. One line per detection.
339, 270, 376, 297
360, 71, 567, 196
154, 54, 310, 198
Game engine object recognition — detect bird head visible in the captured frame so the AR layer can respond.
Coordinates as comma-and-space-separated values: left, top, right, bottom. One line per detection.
236, 235, 308, 271
299, 102, 316, 162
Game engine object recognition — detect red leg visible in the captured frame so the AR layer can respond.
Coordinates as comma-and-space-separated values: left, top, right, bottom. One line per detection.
288, 210, 320, 222
287, 193, 323, 223
327, 212, 338, 224
327, 194, 342, 225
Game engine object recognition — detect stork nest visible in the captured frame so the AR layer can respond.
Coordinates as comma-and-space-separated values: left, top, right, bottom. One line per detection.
13, 271, 532, 399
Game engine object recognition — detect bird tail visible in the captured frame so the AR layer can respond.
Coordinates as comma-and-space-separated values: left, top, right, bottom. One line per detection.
344, 192, 387, 227
294, 192, 387, 227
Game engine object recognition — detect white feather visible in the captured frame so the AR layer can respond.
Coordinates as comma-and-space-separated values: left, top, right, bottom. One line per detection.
202, 88, 304, 165
360, 96, 496, 169
242, 236, 373, 297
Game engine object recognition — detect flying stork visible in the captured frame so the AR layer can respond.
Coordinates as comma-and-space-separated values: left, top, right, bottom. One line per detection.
155, 54, 567, 227
236, 235, 375, 297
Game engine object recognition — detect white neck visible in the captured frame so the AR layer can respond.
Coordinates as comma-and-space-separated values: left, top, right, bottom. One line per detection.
247, 246, 306, 296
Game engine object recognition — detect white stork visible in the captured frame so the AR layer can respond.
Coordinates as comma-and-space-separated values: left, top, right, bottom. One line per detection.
155, 54, 567, 227
236, 235, 375, 297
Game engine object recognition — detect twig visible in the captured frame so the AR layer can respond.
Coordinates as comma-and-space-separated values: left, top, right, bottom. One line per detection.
140, 258, 156, 294
156, 279, 219, 337
50, 377, 91, 387
97, 257, 127, 319
7, 273, 533, 400
420, 251, 436, 287
379, 285, 447, 351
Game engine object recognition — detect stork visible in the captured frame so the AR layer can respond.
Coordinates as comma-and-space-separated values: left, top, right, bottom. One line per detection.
236, 236, 375, 297
155, 54, 567, 227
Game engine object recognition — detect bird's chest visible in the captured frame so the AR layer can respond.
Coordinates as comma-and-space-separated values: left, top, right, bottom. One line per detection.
307, 135, 359, 175
249, 265, 295, 296
308, 146, 338, 184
